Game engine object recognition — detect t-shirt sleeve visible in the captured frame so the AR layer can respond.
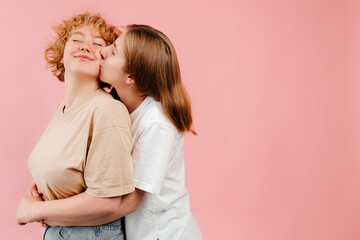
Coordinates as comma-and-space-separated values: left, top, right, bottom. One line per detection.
132, 122, 179, 194
84, 104, 134, 198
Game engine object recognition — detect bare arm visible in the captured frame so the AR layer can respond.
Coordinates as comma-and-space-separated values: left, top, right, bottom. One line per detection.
44, 188, 146, 226
41, 193, 122, 225
17, 183, 122, 226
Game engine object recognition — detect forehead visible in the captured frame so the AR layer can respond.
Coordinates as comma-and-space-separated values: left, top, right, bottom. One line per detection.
70, 25, 103, 38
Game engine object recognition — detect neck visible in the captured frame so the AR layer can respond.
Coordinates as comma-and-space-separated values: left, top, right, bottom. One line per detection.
64, 72, 100, 110
114, 85, 146, 114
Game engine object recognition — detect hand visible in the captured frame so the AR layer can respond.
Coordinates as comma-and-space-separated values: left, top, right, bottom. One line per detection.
25, 181, 47, 201
17, 183, 44, 225
25, 181, 37, 198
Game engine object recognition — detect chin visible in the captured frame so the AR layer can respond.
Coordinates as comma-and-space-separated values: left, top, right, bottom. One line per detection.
77, 69, 99, 77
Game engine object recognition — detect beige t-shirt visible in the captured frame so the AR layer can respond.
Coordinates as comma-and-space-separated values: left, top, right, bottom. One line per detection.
28, 89, 134, 200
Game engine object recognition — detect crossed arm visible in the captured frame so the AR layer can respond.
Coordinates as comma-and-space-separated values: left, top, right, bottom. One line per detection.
17, 182, 145, 226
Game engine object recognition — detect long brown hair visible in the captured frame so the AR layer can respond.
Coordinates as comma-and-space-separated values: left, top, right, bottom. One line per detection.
123, 24, 196, 135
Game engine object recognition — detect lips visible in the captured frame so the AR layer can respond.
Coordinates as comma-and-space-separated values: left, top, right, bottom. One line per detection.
74, 54, 94, 61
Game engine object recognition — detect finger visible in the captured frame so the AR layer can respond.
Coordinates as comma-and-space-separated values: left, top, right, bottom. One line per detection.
32, 189, 42, 200
35, 184, 43, 195
32, 188, 40, 196
25, 181, 36, 197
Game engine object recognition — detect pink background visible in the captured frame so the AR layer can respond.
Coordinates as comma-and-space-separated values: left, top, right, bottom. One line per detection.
1, 0, 359, 239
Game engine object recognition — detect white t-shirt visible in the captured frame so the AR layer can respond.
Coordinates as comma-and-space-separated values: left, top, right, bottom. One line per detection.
125, 96, 202, 240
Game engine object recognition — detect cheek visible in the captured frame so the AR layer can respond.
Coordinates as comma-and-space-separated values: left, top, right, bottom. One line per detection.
94, 48, 103, 59
64, 42, 76, 54
103, 61, 114, 72
105, 63, 121, 81
62, 45, 74, 62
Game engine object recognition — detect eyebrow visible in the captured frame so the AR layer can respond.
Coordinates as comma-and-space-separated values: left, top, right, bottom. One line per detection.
71, 32, 84, 36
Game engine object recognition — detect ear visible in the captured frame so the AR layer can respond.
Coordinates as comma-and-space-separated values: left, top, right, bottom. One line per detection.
125, 75, 136, 85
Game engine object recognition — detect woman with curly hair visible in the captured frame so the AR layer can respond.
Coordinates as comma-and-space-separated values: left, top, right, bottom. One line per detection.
16, 12, 134, 239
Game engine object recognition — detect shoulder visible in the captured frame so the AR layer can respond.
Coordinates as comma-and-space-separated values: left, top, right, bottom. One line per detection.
135, 97, 181, 139
89, 90, 131, 131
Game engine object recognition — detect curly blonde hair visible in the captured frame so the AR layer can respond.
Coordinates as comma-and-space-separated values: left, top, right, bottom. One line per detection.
45, 12, 120, 81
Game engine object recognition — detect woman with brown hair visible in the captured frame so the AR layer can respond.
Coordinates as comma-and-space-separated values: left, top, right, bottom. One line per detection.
97, 25, 202, 239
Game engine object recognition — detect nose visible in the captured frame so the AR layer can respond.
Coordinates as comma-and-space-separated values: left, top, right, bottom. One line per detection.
80, 44, 90, 53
